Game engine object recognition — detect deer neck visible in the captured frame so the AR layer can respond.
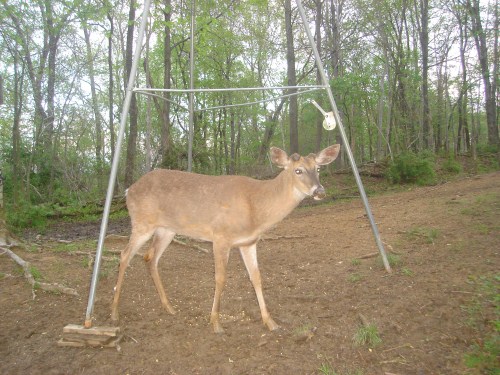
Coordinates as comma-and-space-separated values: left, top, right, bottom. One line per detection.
253, 170, 305, 231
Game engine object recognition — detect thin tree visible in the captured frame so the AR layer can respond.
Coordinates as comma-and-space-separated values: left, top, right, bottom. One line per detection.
161, 0, 173, 168
285, 0, 299, 153
415, 0, 433, 150
315, 0, 324, 151
465, 0, 499, 150
124, 0, 139, 187
106, 4, 116, 163
82, 22, 104, 191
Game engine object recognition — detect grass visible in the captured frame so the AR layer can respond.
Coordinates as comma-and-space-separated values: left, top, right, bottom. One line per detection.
51, 239, 97, 253
400, 267, 414, 276
318, 358, 364, 375
29, 265, 42, 281
348, 273, 364, 283
462, 274, 500, 374
318, 363, 363, 375
461, 192, 500, 216
294, 322, 315, 337
353, 323, 382, 347
351, 258, 361, 266
377, 253, 402, 269
405, 226, 439, 245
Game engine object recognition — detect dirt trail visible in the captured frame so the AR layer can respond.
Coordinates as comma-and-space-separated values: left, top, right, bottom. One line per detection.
1, 172, 499, 375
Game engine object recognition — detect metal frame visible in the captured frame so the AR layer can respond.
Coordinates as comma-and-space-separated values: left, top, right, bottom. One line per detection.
83, 0, 391, 328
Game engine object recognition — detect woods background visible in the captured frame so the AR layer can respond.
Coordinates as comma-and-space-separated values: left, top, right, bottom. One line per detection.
0, 0, 498, 223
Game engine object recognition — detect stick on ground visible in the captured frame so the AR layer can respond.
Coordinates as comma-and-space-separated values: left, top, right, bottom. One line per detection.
0, 246, 78, 297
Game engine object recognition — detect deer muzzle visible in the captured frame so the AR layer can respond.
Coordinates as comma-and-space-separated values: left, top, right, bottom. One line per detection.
312, 186, 326, 200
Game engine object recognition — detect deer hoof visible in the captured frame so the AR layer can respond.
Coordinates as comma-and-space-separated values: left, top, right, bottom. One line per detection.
163, 303, 176, 315
110, 309, 119, 323
212, 322, 225, 334
266, 318, 280, 331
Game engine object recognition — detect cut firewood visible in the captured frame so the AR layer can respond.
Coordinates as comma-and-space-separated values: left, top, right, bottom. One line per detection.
58, 324, 121, 348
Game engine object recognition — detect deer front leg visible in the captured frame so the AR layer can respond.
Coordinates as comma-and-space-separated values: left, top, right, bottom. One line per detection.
210, 243, 230, 334
111, 230, 153, 322
143, 228, 176, 315
239, 243, 279, 331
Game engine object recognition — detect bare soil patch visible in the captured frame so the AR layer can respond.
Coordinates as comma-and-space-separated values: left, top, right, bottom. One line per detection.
1, 172, 499, 375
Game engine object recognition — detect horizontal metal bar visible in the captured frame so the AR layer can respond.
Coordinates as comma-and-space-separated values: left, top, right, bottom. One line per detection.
133, 85, 328, 94
196, 88, 322, 112
139, 91, 189, 111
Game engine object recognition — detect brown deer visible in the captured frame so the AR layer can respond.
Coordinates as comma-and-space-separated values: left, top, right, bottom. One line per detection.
111, 145, 340, 333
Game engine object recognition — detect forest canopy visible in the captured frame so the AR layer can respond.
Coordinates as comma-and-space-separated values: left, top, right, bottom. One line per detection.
0, 0, 498, 214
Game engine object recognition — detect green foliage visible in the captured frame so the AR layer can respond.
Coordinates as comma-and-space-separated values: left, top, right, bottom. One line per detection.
387, 152, 436, 185
6, 202, 50, 232
353, 323, 382, 347
476, 145, 500, 172
442, 157, 462, 174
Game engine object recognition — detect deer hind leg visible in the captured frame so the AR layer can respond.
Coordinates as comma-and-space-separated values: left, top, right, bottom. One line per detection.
111, 227, 154, 322
210, 241, 231, 334
239, 243, 279, 331
143, 227, 176, 315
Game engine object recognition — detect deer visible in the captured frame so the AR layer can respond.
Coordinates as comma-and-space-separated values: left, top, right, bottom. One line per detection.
110, 144, 340, 333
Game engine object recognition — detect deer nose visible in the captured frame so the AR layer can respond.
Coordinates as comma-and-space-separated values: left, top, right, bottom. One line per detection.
313, 186, 326, 200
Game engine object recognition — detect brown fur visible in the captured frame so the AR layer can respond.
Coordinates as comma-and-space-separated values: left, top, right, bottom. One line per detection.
111, 145, 340, 333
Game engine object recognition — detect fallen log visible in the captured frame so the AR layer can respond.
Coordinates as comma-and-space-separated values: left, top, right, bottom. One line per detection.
0, 246, 78, 297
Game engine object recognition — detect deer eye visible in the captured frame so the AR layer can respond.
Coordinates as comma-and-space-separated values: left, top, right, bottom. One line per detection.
295, 169, 303, 175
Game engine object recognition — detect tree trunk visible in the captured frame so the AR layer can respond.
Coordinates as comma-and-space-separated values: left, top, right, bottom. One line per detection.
83, 25, 103, 191
418, 0, 433, 151
145, 20, 152, 172
285, 0, 299, 154
314, 0, 324, 152
0, 74, 3, 105
161, 0, 173, 168
229, 111, 236, 175
327, 0, 345, 168
107, 11, 116, 165
12, 47, 24, 205
124, 0, 138, 188
467, 0, 499, 149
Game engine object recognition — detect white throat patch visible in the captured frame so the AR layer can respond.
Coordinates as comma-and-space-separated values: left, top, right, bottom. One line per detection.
293, 187, 308, 201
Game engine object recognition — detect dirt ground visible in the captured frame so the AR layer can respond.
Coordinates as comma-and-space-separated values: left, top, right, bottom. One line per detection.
1, 172, 499, 375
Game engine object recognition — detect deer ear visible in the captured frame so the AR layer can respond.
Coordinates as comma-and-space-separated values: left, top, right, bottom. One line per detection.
315, 144, 340, 165
270, 147, 289, 168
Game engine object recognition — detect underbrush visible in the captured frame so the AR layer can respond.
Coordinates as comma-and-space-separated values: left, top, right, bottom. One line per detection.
6, 199, 127, 233
386, 151, 437, 185
4, 151, 497, 233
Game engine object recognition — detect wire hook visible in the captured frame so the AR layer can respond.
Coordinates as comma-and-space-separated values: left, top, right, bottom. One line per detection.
308, 99, 336, 130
